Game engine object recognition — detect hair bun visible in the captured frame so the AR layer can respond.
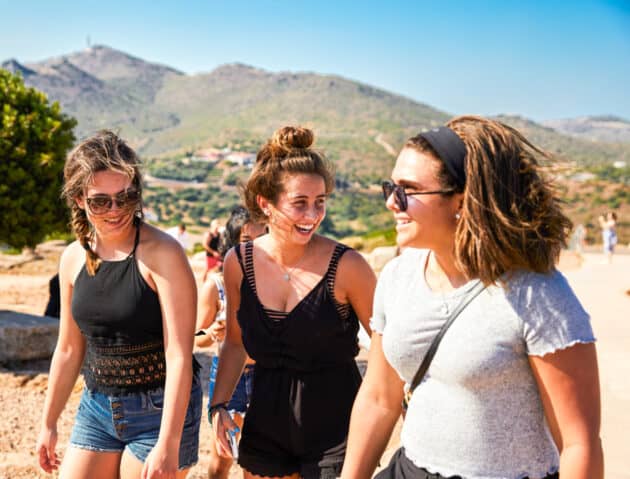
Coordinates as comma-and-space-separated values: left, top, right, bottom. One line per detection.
272, 126, 314, 149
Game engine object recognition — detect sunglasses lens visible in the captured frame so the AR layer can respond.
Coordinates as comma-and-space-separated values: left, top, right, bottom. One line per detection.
87, 196, 112, 214
116, 189, 140, 209
381, 182, 393, 200
395, 187, 407, 211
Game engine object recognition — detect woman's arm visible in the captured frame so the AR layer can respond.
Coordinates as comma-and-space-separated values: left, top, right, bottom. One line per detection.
37, 243, 87, 472
211, 249, 249, 456
336, 249, 376, 336
529, 342, 604, 479
341, 333, 404, 479
194, 278, 220, 348
143, 230, 198, 477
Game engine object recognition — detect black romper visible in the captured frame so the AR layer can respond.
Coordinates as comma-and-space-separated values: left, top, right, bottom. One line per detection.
234, 241, 362, 479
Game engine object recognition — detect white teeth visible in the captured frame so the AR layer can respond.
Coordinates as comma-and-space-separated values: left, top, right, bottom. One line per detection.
296, 224, 314, 230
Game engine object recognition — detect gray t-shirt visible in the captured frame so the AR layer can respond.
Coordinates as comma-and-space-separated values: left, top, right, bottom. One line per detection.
371, 248, 595, 479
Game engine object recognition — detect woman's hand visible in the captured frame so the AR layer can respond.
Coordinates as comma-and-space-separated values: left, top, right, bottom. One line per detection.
212, 408, 239, 458
141, 440, 179, 479
208, 320, 226, 343
36, 425, 60, 473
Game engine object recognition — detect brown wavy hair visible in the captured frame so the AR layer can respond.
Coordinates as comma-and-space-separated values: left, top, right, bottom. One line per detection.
242, 126, 334, 222
407, 115, 572, 284
62, 130, 143, 276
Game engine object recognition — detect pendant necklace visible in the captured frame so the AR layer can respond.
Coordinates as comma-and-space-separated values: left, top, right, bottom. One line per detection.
426, 251, 450, 315
278, 243, 310, 282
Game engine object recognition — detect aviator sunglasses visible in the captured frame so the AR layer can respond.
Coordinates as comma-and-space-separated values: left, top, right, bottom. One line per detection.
381, 181, 455, 212
85, 188, 141, 215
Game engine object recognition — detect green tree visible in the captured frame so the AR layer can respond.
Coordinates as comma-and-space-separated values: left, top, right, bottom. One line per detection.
0, 70, 77, 249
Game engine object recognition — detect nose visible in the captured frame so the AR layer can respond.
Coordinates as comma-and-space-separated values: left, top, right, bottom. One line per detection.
109, 199, 122, 212
385, 190, 399, 212
305, 205, 321, 220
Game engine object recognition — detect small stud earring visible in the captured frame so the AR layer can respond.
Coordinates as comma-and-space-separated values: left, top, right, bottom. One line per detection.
455, 212, 461, 220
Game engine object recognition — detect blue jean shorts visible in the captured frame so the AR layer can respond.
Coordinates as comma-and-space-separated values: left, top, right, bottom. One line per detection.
208, 355, 254, 418
69, 375, 202, 469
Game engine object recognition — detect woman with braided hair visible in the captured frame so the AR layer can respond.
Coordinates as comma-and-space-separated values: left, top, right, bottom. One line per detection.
36, 130, 202, 479
210, 126, 376, 479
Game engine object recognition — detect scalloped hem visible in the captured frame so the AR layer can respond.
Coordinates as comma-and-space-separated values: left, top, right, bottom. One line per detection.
528, 337, 596, 358
414, 462, 558, 479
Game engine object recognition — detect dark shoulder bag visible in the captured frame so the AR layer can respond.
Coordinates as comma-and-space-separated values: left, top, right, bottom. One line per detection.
402, 280, 486, 411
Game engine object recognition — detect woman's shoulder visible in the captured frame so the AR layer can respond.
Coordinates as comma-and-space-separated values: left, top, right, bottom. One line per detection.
380, 247, 426, 277
504, 268, 588, 320
59, 240, 86, 283
136, 222, 190, 272
139, 222, 184, 253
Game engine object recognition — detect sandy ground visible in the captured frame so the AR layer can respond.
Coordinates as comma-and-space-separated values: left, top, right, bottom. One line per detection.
0, 247, 628, 479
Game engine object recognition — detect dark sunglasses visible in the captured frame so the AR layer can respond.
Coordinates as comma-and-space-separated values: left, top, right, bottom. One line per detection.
85, 188, 141, 215
381, 181, 455, 212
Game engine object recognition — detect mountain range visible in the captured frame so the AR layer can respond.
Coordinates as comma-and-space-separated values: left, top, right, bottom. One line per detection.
3, 45, 629, 179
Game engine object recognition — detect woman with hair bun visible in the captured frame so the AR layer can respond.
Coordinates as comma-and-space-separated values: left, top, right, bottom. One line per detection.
341, 116, 603, 479
36, 130, 201, 479
210, 126, 376, 479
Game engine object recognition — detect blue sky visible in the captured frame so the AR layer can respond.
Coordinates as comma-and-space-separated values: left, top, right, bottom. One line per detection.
1, 0, 628, 121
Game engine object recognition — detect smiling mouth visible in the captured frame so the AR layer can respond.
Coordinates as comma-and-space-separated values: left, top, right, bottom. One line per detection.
396, 219, 411, 225
295, 223, 315, 233
104, 216, 125, 225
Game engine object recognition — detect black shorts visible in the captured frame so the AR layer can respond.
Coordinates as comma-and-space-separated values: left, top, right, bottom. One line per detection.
376, 448, 560, 479
237, 364, 361, 479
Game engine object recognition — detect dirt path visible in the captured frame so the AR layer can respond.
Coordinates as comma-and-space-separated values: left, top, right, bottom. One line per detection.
374, 133, 397, 156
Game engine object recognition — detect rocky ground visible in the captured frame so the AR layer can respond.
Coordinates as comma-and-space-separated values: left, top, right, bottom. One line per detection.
1, 244, 628, 479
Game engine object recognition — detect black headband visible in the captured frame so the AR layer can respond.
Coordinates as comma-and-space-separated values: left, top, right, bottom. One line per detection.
417, 126, 467, 190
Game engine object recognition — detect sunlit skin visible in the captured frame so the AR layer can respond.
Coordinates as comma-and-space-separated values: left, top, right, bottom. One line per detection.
387, 148, 462, 252
260, 173, 327, 250
386, 147, 468, 290
75, 170, 138, 258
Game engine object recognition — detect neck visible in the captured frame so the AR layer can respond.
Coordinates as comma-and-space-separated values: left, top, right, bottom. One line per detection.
266, 231, 312, 266
426, 248, 468, 291
93, 224, 137, 259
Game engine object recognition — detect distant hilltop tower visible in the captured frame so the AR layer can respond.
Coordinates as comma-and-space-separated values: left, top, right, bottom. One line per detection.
86, 35, 91, 49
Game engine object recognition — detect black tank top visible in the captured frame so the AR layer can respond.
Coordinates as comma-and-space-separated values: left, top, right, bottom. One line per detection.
72, 225, 198, 393
206, 233, 220, 257
72, 226, 163, 344
235, 241, 360, 372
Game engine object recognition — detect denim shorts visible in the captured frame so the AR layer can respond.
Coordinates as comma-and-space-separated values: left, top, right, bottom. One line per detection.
69, 375, 202, 469
208, 355, 254, 417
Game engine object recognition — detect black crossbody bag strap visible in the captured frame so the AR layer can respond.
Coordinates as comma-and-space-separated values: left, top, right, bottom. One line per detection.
409, 280, 486, 395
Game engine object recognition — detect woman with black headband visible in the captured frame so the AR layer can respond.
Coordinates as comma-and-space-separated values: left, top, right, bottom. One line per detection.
341, 116, 602, 479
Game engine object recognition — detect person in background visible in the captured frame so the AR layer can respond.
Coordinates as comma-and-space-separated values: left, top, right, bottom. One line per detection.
36, 130, 201, 479
195, 206, 266, 479
210, 126, 376, 479
341, 116, 602, 479
44, 273, 60, 318
599, 211, 618, 264
167, 223, 189, 251
203, 220, 223, 280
